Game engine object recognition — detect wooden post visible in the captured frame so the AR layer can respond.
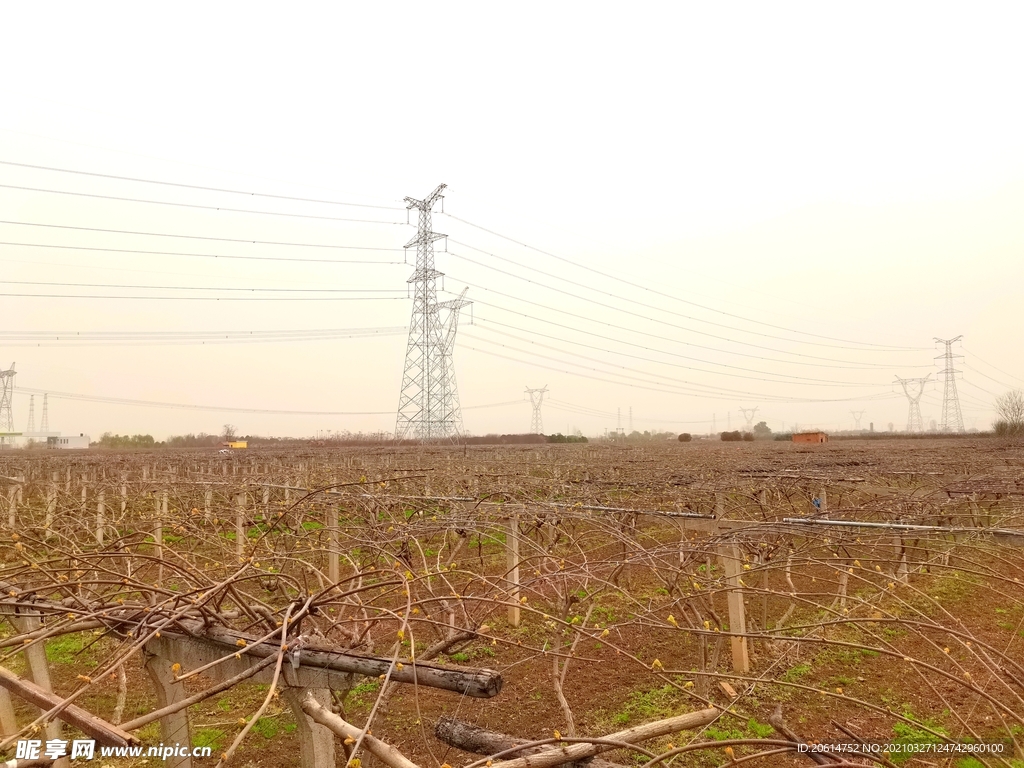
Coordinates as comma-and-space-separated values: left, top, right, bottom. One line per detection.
156, 492, 167, 586
45, 473, 57, 538
717, 542, 749, 673
507, 513, 521, 627
96, 491, 106, 545
144, 651, 193, 768
235, 491, 246, 560
326, 504, 339, 585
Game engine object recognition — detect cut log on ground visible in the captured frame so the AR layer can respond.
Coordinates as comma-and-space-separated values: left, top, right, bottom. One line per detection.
435, 717, 628, 768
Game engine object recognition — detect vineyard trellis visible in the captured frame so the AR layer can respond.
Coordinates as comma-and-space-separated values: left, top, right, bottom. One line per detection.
1, 439, 1023, 767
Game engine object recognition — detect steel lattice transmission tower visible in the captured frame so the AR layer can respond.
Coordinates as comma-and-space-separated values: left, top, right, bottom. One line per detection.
525, 386, 548, 434
0, 364, 14, 435
934, 336, 965, 433
395, 184, 471, 441
850, 410, 865, 430
26, 395, 35, 434
40, 394, 48, 433
895, 375, 931, 432
739, 406, 759, 429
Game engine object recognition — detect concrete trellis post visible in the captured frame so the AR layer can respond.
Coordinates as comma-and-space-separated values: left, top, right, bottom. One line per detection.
0, 684, 16, 738
143, 651, 192, 768
204, 487, 212, 522
6, 485, 16, 529
12, 611, 70, 768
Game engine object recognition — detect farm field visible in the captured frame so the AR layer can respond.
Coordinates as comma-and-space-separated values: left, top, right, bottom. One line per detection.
2, 438, 1023, 768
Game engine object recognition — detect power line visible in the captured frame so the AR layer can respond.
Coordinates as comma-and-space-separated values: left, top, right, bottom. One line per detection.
0, 326, 405, 339
962, 348, 1024, 387
15, 386, 521, 416
447, 240, 916, 354
473, 320, 890, 386
460, 334, 896, 403
444, 279, 923, 369
0, 221, 405, 252
0, 160, 405, 211
0, 240, 405, 265
0, 327, 408, 347
0, 293, 408, 302
442, 212, 925, 352
0, 279, 405, 294
0, 183, 406, 225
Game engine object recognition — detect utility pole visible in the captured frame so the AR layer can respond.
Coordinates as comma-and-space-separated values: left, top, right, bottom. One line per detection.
934, 336, 965, 433
739, 407, 758, 429
894, 375, 931, 433
850, 410, 865, 430
395, 184, 469, 441
524, 386, 548, 434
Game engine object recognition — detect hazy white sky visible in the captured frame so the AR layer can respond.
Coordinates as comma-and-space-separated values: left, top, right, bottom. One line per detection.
0, 2, 1021, 439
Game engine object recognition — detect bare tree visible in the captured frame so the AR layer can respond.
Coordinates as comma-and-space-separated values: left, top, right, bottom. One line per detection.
995, 389, 1024, 436
223, 423, 237, 439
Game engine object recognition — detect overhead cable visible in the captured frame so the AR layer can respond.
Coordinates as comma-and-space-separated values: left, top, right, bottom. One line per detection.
0, 160, 405, 211
442, 212, 925, 352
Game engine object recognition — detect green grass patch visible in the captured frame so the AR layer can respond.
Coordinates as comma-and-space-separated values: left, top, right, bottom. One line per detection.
250, 717, 280, 739
45, 633, 93, 665
192, 728, 226, 752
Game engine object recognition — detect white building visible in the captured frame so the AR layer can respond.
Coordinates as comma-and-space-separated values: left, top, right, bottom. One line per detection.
48, 434, 91, 449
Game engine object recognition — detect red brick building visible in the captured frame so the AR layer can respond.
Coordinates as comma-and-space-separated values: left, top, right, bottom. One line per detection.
792, 431, 828, 444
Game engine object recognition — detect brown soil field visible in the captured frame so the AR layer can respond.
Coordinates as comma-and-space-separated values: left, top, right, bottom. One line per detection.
2, 438, 1023, 768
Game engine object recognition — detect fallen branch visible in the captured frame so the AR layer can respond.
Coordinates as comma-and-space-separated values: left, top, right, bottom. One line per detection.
489, 708, 720, 768
0, 665, 137, 747
768, 705, 838, 766
435, 717, 628, 768
300, 694, 421, 768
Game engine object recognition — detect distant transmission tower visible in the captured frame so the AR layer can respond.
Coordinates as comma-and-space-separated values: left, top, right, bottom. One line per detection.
395, 184, 470, 441
26, 395, 35, 434
934, 336, 965, 433
0, 364, 14, 436
40, 394, 49, 433
525, 386, 548, 434
739, 406, 759, 429
894, 375, 931, 432
850, 410, 865, 430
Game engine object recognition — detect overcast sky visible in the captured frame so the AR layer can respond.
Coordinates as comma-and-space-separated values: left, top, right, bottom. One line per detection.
0, 2, 1022, 439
